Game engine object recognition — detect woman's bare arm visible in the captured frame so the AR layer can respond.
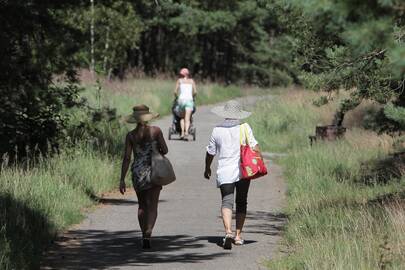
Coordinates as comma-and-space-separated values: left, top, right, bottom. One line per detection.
192, 80, 197, 97
120, 133, 133, 187
254, 144, 263, 159
204, 152, 214, 179
174, 79, 180, 97
155, 127, 168, 155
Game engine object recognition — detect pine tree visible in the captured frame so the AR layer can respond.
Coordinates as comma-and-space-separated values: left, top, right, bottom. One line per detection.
287, 0, 405, 130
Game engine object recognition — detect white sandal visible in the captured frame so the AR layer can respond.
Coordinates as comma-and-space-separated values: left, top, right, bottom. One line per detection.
234, 238, 245, 245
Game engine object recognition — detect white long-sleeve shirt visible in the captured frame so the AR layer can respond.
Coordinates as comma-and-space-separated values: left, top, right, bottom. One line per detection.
206, 120, 258, 187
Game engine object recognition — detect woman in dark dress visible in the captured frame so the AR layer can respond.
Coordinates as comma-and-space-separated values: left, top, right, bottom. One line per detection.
119, 104, 168, 249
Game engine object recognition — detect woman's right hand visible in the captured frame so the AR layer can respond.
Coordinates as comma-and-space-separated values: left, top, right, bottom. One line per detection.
119, 180, 126, 195
204, 168, 211, 179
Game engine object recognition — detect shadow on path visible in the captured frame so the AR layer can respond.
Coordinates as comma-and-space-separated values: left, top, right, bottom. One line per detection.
244, 211, 287, 237
42, 231, 228, 270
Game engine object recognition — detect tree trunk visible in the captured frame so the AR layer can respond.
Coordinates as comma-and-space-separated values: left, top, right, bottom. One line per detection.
90, 0, 95, 76
332, 98, 361, 127
103, 24, 110, 76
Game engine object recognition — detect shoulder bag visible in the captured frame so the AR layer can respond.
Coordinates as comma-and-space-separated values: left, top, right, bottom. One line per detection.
150, 144, 176, 186
240, 123, 268, 180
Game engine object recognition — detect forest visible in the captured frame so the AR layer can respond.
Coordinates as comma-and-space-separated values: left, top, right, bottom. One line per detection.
0, 0, 403, 160
0, 0, 404, 269
1, 0, 404, 157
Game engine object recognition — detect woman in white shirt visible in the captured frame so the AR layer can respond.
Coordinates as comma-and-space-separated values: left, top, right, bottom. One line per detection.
204, 100, 262, 249
174, 68, 197, 140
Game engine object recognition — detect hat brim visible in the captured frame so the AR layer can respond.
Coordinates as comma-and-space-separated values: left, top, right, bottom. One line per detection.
211, 106, 251, 120
125, 112, 159, 123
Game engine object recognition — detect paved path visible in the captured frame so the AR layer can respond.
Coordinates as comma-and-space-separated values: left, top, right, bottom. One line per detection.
41, 97, 286, 270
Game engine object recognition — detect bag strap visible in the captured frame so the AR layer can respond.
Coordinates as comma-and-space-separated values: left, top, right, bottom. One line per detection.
239, 123, 249, 146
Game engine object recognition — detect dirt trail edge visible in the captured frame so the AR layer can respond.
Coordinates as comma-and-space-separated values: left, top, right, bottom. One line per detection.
41, 96, 287, 270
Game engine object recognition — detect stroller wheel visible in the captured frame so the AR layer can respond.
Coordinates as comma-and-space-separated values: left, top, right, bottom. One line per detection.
168, 128, 172, 140
191, 128, 196, 141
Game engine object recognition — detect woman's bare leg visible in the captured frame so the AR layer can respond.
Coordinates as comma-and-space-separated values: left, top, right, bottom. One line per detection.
184, 108, 192, 136
180, 118, 185, 137
135, 191, 147, 236
144, 186, 161, 238
220, 183, 234, 235
221, 207, 233, 235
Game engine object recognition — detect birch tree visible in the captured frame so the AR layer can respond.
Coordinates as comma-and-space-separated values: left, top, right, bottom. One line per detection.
90, 0, 95, 75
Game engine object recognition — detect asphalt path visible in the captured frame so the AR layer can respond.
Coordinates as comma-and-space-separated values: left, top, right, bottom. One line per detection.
42, 96, 286, 270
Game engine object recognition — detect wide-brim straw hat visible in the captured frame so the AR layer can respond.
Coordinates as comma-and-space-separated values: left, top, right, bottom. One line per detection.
211, 100, 252, 119
125, 104, 159, 123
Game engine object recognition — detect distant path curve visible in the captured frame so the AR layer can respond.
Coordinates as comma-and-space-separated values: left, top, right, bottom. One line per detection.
42, 96, 286, 270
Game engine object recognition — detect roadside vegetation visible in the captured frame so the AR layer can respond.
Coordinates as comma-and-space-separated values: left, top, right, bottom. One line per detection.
249, 89, 405, 269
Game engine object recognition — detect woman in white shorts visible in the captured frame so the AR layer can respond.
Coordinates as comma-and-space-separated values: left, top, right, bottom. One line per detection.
174, 68, 197, 140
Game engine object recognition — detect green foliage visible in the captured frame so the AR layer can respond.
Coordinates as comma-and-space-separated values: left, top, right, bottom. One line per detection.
65, 1, 143, 77
384, 103, 405, 129
0, 1, 84, 159
129, 0, 297, 85
286, 0, 405, 129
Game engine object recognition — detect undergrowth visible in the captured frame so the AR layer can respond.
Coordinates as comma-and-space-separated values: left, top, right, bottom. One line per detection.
249, 89, 405, 269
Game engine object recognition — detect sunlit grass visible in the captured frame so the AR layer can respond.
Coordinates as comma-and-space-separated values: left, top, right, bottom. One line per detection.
249, 89, 405, 269
0, 144, 118, 270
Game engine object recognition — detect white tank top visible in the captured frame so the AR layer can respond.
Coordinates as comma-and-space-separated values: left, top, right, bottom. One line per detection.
178, 82, 193, 101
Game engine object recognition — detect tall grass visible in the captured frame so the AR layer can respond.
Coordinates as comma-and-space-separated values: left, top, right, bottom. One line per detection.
0, 77, 257, 270
0, 144, 118, 270
249, 89, 405, 269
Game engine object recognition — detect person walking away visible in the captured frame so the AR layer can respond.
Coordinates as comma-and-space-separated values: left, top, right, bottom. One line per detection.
174, 68, 197, 140
119, 104, 168, 249
204, 100, 263, 249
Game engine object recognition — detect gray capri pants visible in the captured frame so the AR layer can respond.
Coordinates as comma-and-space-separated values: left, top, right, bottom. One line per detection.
220, 180, 251, 214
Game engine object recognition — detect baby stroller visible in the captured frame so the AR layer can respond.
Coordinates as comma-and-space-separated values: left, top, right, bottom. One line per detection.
168, 99, 196, 141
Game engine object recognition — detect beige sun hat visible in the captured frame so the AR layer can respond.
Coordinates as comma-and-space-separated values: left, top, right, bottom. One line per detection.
211, 100, 252, 119
125, 104, 159, 123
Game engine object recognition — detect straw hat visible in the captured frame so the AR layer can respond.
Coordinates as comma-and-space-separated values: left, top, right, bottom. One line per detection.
179, 68, 190, 77
211, 100, 252, 119
125, 105, 159, 123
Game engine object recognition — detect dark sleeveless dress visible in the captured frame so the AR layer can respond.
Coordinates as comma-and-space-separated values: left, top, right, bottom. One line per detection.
131, 141, 155, 191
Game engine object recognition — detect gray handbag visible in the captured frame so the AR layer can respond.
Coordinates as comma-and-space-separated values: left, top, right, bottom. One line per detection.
150, 145, 176, 186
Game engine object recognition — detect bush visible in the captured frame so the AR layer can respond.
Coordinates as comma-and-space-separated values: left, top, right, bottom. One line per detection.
0, 1, 84, 159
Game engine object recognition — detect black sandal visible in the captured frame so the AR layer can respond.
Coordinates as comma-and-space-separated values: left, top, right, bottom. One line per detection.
223, 234, 233, 250
142, 238, 151, 249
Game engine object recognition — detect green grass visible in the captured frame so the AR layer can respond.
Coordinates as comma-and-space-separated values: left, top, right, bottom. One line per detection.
249, 89, 405, 269
0, 144, 118, 270
0, 77, 258, 270
82, 77, 258, 116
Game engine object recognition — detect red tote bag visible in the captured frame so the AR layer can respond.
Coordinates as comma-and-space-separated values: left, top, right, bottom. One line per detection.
240, 123, 268, 180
